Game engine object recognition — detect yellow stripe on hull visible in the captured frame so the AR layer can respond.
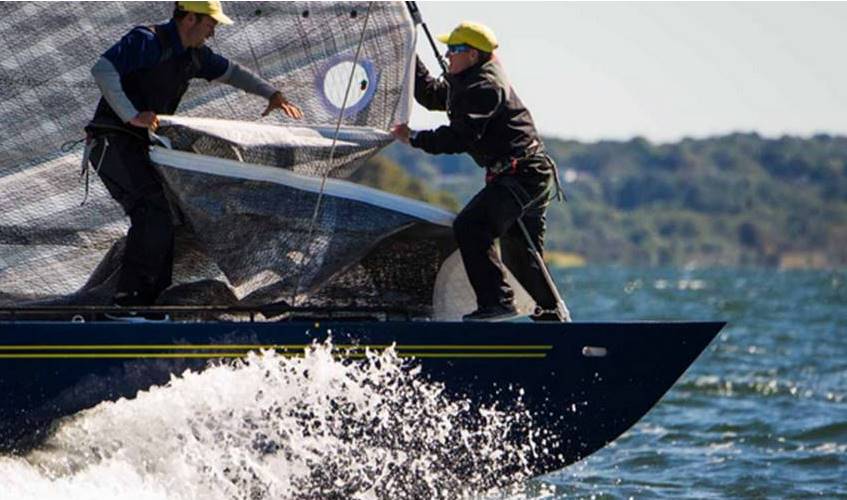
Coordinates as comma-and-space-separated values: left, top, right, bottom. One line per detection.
0, 352, 546, 360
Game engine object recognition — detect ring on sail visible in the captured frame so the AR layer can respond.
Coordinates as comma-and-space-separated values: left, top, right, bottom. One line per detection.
318, 57, 379, 117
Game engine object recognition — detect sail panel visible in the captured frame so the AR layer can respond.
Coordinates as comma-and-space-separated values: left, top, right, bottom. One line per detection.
0, 2, 423, 309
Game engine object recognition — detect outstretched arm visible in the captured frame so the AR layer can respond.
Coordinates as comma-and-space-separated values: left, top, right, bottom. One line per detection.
414, 56, 449, 111
408, 80, 502, 155
214, 61, 303, 119
262, 91, 303, 119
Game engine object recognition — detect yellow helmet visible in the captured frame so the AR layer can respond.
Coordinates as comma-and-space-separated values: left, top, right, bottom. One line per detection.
436, 21, 498, 53
177, 1, 233, 25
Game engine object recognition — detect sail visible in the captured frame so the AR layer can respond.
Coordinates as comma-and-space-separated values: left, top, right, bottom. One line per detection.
0, 2, 444, 312
149, 116, 458, 311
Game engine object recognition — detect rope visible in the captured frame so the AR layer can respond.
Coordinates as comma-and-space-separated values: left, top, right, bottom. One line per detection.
60, 138, 85, 153
289, 1, 374, 307
79, 137, 109, 206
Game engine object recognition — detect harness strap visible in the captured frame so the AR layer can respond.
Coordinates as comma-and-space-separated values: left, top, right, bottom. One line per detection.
80, 136, 109, 206
498, 181, 571, 322
497, 171, 554, 214
546, 153, 566, 203
485, 141, 565, 204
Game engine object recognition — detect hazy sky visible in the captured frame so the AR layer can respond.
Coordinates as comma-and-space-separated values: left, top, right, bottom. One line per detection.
409, 2, 847, 143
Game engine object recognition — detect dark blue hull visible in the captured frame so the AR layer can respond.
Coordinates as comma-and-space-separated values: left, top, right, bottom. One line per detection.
0, 319, 723, 475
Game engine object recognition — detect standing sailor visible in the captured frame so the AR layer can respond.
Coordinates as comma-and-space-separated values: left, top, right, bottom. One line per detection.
392, 21, 568, 322
86, 1, 303, 307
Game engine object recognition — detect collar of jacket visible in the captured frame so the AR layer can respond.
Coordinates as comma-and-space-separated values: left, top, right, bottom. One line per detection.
159, 19, 188, 57
446, 59, 493, 85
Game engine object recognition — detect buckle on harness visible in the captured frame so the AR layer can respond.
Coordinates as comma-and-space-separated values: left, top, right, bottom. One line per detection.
486, 157, 517, 183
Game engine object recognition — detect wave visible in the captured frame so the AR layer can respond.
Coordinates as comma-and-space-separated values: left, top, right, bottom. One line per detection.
2, 343, 542, 500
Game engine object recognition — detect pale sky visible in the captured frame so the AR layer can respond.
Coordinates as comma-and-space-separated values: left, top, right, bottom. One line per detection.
410, 2, 847, 143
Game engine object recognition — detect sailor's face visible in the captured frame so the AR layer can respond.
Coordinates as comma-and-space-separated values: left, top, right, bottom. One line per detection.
185, 14, 218, 48
446, 47, 478, 75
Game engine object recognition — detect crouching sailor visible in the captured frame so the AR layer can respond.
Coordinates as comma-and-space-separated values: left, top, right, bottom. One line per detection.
392, 21, 569, 322
85, 1, 303, 307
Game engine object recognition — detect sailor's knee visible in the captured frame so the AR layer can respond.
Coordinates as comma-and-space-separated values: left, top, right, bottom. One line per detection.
453, 212, 473, 241
130, 191, 172, 226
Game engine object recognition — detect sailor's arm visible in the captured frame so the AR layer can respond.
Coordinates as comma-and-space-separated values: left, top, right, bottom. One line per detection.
91, 28, 162, 129
414, 56, 449, 111
402, 125, 467, 154
395, 80, 502, 155
211, 56, 303, 119
91, 57, 145, 126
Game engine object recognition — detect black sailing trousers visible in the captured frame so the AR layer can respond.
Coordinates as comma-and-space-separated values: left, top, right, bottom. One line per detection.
453, 162, 559, 315
89, 132, 174, 306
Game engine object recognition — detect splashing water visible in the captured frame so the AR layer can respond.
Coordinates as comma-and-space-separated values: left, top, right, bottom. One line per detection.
1, 342, 545, 500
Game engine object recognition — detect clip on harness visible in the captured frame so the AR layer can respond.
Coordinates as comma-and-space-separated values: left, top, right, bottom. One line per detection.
487, 149, 566, 204
78, 135, 109, 206
59, 136, 110, 207
74, 122, 151, 206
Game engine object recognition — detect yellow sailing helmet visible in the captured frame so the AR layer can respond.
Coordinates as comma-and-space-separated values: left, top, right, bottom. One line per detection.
177, 1, 234, 25
436, 21, 498, 53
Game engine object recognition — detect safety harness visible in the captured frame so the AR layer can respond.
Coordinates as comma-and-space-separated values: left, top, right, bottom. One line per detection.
77, 23, 199, 205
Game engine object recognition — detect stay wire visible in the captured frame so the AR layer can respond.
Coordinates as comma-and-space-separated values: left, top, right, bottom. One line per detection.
289, 1, 374, 307
405, 2, 448, 75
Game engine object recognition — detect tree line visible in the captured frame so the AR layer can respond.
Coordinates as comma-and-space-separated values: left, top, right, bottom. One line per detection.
356, 133, 847, 268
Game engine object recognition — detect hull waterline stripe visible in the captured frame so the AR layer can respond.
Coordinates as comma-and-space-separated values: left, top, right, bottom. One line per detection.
0, 344, 553, 351
0, 353, 547, 360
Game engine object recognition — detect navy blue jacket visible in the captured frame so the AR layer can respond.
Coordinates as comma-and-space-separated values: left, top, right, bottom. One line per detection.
90, 20, 228, 134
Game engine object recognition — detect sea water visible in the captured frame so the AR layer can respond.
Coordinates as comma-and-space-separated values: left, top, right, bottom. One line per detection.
1, 267, 845, 499
542, 267, 847, 499
0, 344, 539, 500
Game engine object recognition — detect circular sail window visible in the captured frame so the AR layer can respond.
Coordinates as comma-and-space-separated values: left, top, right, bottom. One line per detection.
318, 58, 378, 116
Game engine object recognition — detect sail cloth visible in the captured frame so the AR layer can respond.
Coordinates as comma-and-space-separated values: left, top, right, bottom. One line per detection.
148, 116, 457, 310
0, 2, 451, 313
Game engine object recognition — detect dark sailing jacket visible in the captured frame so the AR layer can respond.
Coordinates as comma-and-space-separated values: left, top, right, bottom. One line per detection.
410, 56, 549, 176
89, 21, 227, 137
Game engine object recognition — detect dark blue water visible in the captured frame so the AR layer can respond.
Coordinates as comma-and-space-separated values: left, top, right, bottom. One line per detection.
528, 267, 847, 499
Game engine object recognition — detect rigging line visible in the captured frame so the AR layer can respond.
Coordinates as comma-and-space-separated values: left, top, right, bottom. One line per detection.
404, 2, 451, 114
245, 30, 266, 80
289, 1, 375, 307
405, 2, 448, 75
210, 35, 239, 119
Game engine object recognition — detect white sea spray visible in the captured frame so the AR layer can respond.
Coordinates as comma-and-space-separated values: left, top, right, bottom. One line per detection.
1, 342, 544, 500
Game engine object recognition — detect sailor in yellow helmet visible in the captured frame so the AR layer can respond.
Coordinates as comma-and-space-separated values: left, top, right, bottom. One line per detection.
84, 1, 303, 309
392, 22, 566, 322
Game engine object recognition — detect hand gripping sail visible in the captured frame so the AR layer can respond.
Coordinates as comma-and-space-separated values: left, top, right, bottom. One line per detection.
0, 2, 537, 319
0, 3, 425, 308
